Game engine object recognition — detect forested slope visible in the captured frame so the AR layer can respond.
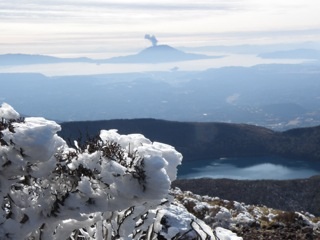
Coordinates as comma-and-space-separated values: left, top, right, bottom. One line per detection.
60, 119, 320, 161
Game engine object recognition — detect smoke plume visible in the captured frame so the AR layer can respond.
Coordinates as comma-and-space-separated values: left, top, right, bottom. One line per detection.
144, 34, 158, 47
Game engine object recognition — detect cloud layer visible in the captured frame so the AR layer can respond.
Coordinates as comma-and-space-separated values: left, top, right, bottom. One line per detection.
1, 0, 320, 55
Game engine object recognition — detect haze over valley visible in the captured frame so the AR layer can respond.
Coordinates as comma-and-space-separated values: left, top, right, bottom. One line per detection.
1, 59, 320, 130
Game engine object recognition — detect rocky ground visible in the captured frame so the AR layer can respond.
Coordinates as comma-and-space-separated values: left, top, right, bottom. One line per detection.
171, 188, 320, 240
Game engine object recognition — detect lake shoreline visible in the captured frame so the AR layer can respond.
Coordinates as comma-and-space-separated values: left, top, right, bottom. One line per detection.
177, 156, 320, 180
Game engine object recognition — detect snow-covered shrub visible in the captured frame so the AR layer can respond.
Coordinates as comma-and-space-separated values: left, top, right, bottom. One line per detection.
0, 103, 217, 240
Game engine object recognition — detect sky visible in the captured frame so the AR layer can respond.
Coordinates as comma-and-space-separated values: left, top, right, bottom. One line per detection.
1, 0, 320, 57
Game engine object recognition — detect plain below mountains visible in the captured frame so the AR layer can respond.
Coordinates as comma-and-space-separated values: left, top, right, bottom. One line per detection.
0, 45, 220, 65
59, 119, 320, 162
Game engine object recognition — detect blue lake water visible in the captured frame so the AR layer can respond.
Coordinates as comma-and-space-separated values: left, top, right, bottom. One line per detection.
177, 157, 320, 180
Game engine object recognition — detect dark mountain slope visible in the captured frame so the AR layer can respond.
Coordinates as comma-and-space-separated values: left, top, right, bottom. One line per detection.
272, 125, 320, 160
59, 119, 320, 161
173, 176, 320, 216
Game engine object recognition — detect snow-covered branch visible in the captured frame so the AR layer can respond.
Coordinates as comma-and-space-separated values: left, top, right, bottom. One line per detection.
0, 103, 226, 239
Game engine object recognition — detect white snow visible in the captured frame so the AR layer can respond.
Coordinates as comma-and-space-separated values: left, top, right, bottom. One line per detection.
0, 102, 20, 119
235, 211, 255, 225
215, 227, 243, 240
152, 141, 182, 181
0, 103, 245, 240
159, 202, 215, 239
2, 117, 64, 163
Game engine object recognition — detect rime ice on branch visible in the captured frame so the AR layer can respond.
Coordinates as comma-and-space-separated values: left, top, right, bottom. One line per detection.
0, 103, 221, 239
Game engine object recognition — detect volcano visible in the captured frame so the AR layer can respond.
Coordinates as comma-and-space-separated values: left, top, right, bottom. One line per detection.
101, 45, 222, 63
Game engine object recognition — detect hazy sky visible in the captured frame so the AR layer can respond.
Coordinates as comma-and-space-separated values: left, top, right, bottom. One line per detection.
1, 0, 320, 57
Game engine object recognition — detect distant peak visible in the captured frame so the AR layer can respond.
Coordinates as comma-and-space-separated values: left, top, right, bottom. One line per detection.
141, 44, 181, 53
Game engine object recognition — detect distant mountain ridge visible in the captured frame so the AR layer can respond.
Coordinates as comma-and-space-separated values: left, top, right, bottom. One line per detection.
59, 119, 320, 162
0, 53, 93, 65
0, 45, 219, 65
258, 48, 320, 59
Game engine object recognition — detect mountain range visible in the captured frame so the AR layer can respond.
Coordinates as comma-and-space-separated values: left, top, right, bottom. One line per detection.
0, 45, 219, 65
